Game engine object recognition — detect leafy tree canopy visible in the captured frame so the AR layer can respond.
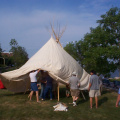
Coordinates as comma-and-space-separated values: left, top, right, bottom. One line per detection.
0, 44, 2, 57
64, 7, 120, 76
10, 39, 28, 67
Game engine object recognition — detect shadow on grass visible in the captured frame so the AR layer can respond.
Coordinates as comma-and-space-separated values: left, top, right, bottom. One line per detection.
0, 89, 29, 97
98, 97, 108, 107
59, 87, 66, 98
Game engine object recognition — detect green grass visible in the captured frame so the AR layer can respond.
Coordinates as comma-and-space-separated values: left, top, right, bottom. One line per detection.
0, 87, 120, 120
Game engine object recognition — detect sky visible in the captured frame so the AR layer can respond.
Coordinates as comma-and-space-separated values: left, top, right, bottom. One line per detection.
0, 0, 120, 58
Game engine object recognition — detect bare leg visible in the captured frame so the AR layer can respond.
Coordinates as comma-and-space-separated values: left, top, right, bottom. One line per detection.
36, 91, 39, 102
30, 91, 34, 101
75, 97, 79, 101
73, 96, 77, 106
95, 97, 98, 108
116, 94, 120, 107
73, 96, 76, 102
90, 97, 93, 108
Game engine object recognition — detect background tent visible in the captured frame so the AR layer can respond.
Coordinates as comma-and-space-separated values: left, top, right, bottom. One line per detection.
0, 79, 5, 89
0, 37, 90, 93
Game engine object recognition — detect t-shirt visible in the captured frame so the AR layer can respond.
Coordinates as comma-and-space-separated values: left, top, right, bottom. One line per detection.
68, 76, 79, 90
90, 74, 100, 90
29, 71, 38, 82
41, 76, 46, 85
46, 75, 53, 86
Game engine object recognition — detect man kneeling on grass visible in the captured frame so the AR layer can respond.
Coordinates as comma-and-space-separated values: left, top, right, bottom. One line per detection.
68, 72, 80, 106
88, 70, 100, 109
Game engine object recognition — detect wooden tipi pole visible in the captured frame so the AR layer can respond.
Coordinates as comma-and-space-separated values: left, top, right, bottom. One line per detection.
57, 82, 59, 102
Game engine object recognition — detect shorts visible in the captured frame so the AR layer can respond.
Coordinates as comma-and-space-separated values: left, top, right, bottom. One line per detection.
31, 82, 38, 91
89, 90, 100, 97
71, 89, 80, 97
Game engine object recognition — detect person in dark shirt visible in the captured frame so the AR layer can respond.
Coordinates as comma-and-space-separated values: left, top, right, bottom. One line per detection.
39, 70, 47, 100
43, 72, 53, 100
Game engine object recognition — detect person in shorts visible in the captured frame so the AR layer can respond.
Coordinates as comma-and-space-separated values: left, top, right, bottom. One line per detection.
68, 72, 80, 106
29, 69, 41, 102
116, 88, 120, 107
88, 70, 100, 109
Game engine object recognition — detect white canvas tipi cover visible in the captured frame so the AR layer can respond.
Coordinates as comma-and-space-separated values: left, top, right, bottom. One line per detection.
0, 37, 90, 93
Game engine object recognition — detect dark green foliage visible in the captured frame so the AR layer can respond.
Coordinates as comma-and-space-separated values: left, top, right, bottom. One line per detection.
81, 26, 120, 75
0, 44, 2, 57
64, 7, 120, 76
64, 41, 84, 66
97, 7, 120, 44
9, 39, 28, 67
0, 44, 4, 66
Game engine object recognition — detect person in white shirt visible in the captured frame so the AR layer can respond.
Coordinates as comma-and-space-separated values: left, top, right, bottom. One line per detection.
29, 69, 41, 102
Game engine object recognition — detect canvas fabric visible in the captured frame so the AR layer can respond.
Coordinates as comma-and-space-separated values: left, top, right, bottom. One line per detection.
0, 36, 90, 93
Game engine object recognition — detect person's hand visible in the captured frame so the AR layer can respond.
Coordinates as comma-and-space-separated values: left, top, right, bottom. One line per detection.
45, 81, 47, 84
78, 83, 80, 87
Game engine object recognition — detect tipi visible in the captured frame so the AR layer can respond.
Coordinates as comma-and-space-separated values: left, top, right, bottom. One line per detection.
0, 36, 90, 93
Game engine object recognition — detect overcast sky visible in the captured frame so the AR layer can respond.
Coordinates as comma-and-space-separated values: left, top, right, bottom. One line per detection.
0, 0, 120, 58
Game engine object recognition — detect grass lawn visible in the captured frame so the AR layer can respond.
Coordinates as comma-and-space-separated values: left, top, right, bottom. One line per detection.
0, 87, 120, 120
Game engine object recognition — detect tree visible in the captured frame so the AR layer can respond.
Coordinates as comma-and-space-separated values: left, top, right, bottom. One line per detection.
97, 7, 120, 45
97, 7, 120, 76
0, 44, 2, 57
10, 39, 28, 67
64, 40, 84, 66
64, 7, 120, 76
81, 26, 120, 75
0, 44, 3, 65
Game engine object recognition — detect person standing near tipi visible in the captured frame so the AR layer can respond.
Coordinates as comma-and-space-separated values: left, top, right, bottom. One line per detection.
88, 70, 100, 109
29, 69, 41, 102
68, 72, 80, 106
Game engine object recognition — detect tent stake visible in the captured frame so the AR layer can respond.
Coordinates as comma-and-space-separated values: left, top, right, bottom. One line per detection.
58, 82, 59, 101
80, 90, 86, 100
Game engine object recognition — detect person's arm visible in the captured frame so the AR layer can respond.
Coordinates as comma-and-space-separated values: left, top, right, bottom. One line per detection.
88, 83, 92, 91
40, 80, 47, 84
37, 69, 41, 74
67, 80, 70, 87
77, 79, 80, 87
88, 76, 92, 91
